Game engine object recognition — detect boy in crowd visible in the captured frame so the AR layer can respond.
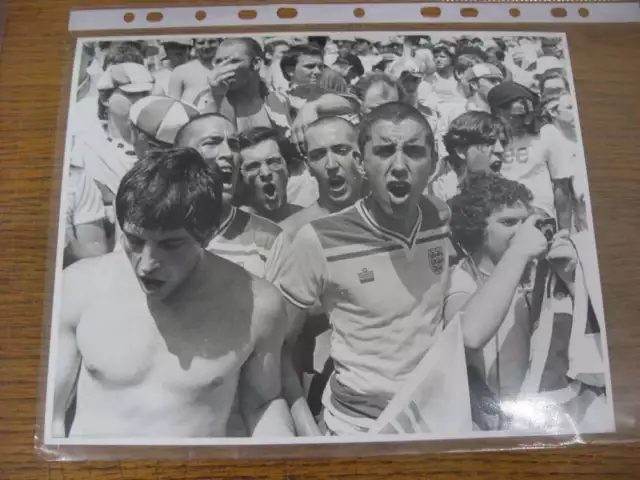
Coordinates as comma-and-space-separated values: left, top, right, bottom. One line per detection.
430, 111, 506, 201
53, 148, 294, 438
276, 103, 451, 435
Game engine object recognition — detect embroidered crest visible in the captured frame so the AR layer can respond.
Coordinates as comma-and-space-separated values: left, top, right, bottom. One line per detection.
358, 268, 375, 284
428, 246, 445, 275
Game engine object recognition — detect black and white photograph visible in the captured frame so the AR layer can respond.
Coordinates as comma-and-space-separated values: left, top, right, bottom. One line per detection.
43, 31, 615, 446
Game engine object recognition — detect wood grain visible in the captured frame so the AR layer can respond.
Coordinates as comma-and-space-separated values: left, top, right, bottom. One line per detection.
1, 0, 640, 478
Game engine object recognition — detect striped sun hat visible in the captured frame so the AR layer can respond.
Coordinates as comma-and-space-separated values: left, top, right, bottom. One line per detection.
129, 95, 200, 145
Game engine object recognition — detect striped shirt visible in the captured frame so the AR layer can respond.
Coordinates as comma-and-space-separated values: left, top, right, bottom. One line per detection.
207, 206, 282, 279
276, 197, 452, 430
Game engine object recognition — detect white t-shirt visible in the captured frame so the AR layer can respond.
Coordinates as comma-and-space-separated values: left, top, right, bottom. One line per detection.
71, 126, 138, 196
444, 259, 533, 399
65, 166, 106, 249
430, 170, 460, 203
500, 124, 573, 217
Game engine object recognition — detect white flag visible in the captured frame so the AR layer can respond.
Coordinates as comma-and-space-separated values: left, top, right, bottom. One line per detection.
370, 317, 472, 435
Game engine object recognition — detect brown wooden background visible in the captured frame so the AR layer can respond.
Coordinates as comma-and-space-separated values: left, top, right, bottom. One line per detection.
2, 0, 640, 478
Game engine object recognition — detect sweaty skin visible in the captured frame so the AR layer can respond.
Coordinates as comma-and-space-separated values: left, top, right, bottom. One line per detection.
53, 251, 293, 438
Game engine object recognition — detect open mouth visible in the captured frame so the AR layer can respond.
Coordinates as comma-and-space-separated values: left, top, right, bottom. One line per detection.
262, 183, 278, 201
490, 161, 503, 173
387, 181, 411, 203
328, 175, 347, 193
139, 276, 165, 292
218, 167, 234, 185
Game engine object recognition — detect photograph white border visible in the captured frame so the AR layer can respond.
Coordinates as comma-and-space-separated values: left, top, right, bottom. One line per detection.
43, 29, 616, 448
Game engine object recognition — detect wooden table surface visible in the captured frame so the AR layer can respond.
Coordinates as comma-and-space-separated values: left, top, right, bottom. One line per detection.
2, 0, 640, 478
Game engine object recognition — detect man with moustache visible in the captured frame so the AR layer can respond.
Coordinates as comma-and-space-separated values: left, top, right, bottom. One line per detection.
168, 37, 221, 105
238, 127, 303, 224
275, 102, 452, 435
174, 114, 283, 280
53, 148, 294, 439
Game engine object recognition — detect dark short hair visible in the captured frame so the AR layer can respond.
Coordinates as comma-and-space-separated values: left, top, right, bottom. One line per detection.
454, 54, 483, 78
103, 41, 145, 70
443, 111, 506, 170
174, 112, 233, 147
334, 54, 365, 77
352, 72, 405, 103
450, 172, 533, 255
218, 37, 263, 60
358, 101, 434, 153
238, 126, 280, 151
280, 44, 324, 81
115, 147, 223, 244
457, 46, 488, 62
264, 39, 289, 58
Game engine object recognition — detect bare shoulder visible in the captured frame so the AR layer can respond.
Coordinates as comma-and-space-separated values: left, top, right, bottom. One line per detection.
61, 253, 126, 327
250, 275, 287, 341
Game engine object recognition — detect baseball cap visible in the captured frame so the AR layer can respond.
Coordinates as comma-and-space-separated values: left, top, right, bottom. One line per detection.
487, 81, 538, 109
463, 63, 504, 83
129, 95, 201, 145
97, 62, 155, 94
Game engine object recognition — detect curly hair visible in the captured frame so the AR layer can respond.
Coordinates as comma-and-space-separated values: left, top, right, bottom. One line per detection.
449, 172, 533, 255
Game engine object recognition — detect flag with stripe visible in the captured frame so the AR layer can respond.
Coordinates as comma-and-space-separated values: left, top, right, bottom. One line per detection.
370, 317, 472, 435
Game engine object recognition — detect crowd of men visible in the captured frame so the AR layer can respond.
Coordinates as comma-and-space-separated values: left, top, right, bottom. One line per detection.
54, 33, 608, 440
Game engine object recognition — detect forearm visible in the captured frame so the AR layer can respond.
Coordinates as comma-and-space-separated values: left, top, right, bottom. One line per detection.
461, 251, 529, 349
554, 180, 573, 231
243, 397, 295, 437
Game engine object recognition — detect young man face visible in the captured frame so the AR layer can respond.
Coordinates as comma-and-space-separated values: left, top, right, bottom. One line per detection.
434, 50, 452, 71
498, 98, 534, 136
212, 41, 259, 93
363, 117, 434, 220
552, 94, 575, 128
163, 44, 190, 69
482, 201, 530, 264
176, 116, 241, 209
193, 38, 220, 63
240, 138, 289, 214
292, 54, 323, 86
106, 90, 150, 143
269, 43, 289, 63
462, 138, 505, 174
122, 224, 204, 300
305, 121, 363, 209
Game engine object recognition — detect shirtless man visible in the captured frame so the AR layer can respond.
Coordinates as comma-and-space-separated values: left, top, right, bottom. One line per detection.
52, 147, 294, 438
168, 37, 220, 105
175, 114, 283, 279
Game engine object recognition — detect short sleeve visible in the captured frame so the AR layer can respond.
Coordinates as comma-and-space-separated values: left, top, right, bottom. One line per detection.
274, 224, 327, 310
69, 167, 105, 227
443, 263, 479, 315
542, 124, 574, 180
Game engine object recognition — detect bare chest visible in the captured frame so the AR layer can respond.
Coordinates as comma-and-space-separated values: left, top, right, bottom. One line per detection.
76, 293, 254, 392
